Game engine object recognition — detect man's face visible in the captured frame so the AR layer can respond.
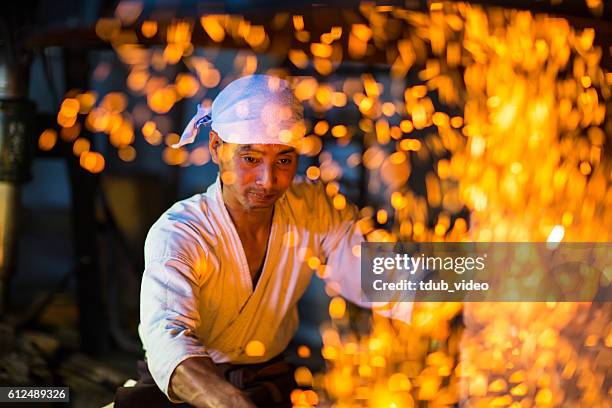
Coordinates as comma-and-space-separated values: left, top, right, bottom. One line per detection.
210, 131, 298, 211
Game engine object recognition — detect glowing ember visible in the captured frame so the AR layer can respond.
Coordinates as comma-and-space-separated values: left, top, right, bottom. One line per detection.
40, 1, 610, 406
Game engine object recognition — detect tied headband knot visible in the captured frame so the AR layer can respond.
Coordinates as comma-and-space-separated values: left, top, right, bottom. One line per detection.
172, 104, 212, 148
195, 113, 212, 127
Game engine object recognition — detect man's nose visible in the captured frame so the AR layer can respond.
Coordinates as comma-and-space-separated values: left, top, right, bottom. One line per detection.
256, 163, 275, 189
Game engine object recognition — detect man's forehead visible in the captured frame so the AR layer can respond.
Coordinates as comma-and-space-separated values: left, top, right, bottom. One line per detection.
234, 144, 296, 154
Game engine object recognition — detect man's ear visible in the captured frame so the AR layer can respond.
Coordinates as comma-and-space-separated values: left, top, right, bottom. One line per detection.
209, 130, 222, 164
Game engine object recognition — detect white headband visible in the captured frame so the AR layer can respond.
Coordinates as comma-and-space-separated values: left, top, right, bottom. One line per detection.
173, 74, 304, 148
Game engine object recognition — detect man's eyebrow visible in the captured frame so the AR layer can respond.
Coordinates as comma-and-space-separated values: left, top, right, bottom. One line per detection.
235, 145, 296, 155
278, 147, 296, 155
236, 145, 263, 154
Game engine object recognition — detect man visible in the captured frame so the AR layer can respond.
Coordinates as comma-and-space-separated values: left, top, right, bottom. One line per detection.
138, 74, 410, 408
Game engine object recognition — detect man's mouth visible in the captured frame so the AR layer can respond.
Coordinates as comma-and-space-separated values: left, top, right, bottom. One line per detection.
249, 191, 277, 201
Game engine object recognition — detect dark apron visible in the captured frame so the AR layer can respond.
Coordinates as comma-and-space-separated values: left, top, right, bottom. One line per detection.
114, 356, 297, 408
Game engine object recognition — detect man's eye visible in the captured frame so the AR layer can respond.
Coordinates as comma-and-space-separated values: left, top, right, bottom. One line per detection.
243, 156, 259, 164
278, 158, 293, 165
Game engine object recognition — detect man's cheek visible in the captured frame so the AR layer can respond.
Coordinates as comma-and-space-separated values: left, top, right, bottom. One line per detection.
282, 165, 298, 187
233, 165, 255, 183
279, 173, 295, 190
224, 159, 248, 180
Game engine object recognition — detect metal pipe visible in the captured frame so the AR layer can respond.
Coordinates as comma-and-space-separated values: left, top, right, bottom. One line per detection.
0, 21, 34, 317
0, 183, 18, 316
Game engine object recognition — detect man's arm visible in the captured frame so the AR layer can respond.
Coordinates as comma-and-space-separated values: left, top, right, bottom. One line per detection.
169, 356, 256, 408
312, 182, 413, 323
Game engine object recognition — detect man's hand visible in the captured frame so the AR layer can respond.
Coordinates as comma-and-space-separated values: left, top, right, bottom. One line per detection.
169, 356, 256, 408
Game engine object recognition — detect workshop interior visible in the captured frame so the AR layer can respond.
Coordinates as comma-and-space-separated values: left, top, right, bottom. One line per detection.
0, 0, 610, 407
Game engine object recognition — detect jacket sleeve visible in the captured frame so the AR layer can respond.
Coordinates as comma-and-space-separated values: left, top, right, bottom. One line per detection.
313, 183, 413, 323
139, 216, 212, 402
